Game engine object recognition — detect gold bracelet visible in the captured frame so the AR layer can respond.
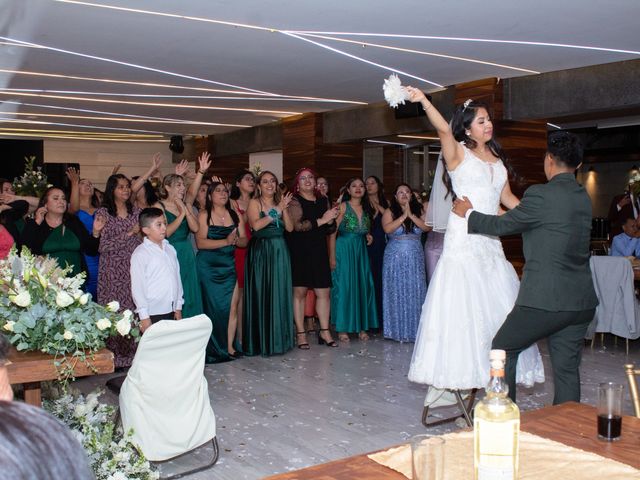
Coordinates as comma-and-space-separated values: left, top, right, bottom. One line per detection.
198, 169, 207, 175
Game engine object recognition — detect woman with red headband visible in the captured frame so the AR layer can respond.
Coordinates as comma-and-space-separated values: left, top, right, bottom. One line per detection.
287, 168, 339, 348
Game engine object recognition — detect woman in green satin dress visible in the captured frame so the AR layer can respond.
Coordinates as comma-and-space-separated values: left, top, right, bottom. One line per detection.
159, 153, 211, 318
329, 178, 379, 342
196, 181, 247, 363
243, 171, 295, 356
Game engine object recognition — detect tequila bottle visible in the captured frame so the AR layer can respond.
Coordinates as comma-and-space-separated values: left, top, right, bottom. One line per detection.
474, 349, 520, 480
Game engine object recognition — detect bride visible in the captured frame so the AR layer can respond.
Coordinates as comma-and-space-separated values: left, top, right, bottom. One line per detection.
405, 87, 544, 392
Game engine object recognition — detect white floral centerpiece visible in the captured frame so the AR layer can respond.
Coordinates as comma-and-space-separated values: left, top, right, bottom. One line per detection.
629, 170, 640, 197
44, 390, 159, 480
0, 247, 139, 382
12, 155, 52, 197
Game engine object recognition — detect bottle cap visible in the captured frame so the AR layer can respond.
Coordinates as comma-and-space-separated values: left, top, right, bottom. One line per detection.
489, 349, 506, 361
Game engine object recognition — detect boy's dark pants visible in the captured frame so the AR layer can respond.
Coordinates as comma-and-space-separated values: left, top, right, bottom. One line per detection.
492, 305, 595, 405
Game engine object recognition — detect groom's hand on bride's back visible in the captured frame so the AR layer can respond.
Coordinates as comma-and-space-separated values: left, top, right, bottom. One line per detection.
452, 196, 473, 218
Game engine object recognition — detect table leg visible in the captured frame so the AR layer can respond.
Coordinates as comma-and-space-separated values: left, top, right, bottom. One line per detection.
23, 382, 42, 406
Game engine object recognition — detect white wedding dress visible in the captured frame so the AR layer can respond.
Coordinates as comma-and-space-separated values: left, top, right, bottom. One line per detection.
408, 145, 545, 390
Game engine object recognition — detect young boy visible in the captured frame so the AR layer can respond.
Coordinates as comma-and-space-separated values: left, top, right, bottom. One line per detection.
130, 207, 184, 333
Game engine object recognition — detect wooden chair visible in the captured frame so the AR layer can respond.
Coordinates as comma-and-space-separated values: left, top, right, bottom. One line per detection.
624, 364, 640, 418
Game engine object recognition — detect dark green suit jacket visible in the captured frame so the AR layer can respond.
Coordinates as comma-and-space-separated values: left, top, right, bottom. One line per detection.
468, 173, 598, 312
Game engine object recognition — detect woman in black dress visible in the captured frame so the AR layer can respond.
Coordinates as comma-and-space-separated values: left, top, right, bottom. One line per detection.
287, 168, 339, 348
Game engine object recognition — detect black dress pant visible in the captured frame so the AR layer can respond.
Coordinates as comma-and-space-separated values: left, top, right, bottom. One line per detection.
492, 305, 595, 405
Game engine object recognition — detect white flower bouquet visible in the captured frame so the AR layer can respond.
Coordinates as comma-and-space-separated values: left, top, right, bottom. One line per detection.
629, 171, 640, 196
12, 155, 52, 197
44, 390, 159, 480
0, 247, 139, 381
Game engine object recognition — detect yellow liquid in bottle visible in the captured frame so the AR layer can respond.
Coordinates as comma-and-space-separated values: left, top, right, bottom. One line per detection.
474, 399, 520, 480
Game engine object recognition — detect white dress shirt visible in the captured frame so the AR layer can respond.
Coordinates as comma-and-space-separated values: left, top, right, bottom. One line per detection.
130, 237, 184, 319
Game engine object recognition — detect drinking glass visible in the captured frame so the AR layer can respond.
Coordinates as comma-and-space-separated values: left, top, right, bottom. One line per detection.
597, 382, 624, 441
411, 434, 445, 480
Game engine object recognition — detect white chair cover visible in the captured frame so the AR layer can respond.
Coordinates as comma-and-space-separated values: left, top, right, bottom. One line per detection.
587, 256, 640, 340
119, 314, 216, 461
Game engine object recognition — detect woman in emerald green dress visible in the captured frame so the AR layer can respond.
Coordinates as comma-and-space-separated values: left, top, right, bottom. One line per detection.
21, 187, 105, 277
329, 178, 379, 342
159, 153, 211, 318
243, 171, 295, 356
196, 181, 247, 363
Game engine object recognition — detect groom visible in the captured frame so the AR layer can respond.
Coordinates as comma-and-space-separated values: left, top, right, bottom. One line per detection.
452, 131, 597, 405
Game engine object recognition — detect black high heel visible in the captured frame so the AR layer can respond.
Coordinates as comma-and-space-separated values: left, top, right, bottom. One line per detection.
318, 328, 338, 348
296, 331, 310, 350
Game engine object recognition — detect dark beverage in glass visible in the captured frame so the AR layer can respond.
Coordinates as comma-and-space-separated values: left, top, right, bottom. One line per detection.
597, 414, 622, 441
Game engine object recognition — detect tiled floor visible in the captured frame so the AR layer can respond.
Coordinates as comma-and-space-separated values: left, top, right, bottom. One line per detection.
75, 333, 640, 479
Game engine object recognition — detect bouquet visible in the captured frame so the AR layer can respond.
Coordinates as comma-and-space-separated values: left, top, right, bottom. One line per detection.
0, 247, 139, 382
12, 155, 51, 197
383, 73, 410, 108
45, 390, 159, 480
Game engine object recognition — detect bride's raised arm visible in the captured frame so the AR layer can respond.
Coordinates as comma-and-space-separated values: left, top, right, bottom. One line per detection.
405, 86, 464, 171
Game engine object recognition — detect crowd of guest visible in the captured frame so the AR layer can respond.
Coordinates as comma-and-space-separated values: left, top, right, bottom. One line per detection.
0, 154, 451, 367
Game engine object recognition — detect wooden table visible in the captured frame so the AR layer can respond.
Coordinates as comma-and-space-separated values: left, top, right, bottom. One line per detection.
6, 347, 114, 406
264, 403, 640, 479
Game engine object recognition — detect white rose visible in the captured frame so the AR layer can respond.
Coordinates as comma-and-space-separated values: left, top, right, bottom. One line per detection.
106, 301, 120, 312
72, 290, 82, 300
96, 318, 111, 331
79, 293, 90, 305
3, 321, 15, 332
55, 290, 74, 308
63, 330, 74, 340
122, 309, 133, 320
10, 290, 31, 307
115, 317, 131, 336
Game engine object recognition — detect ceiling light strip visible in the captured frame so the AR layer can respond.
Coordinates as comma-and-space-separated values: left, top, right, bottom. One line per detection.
1, 100, 250, 127
288, 31, 640, 56
0, 117, 170, 135
0, 88, 364, 104
0, 35, 276, 95
0, 68, 269, 96
0, 131, 168, 142
0, 92, 301, 115
281, 31, 443, 88
298, 33, 539, 74
54, 0, 272, 33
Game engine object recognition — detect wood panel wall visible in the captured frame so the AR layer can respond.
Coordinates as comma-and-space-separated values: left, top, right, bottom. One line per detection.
317, 141, 363, 196
282, 113, 322, 184
454, 77, 504, 120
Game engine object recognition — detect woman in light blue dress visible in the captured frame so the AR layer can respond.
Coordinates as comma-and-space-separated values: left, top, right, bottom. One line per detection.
381, 184, 430, 342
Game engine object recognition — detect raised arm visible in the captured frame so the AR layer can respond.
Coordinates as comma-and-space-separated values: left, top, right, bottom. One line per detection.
405, 87, 464, 171
66, 167, 81, 214
185, 152, 212, 206
131, 153, 162, 194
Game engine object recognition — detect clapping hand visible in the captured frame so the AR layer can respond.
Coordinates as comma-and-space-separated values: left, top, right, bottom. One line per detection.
92, 214, 107, 236
278, 192, 293, 211
321, 206, 339, 224
226, 228, 238, 246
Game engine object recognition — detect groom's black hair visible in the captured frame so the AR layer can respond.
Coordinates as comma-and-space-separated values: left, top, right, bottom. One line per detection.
547, 131, 583, 169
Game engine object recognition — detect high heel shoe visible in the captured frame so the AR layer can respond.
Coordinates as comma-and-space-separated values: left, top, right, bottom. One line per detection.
296, 331, 310, 350
318, 328, 338, 348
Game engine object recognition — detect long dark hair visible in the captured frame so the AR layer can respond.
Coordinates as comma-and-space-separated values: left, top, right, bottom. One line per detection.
102, 174, 133, 217
79, 178, 101, 208
230, 170, 255, 200
443, 100, 512, 199
363, 175, 389, 217
342, 177, 371, 225
389, 183, 423, 233
205, 181, 239, 227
